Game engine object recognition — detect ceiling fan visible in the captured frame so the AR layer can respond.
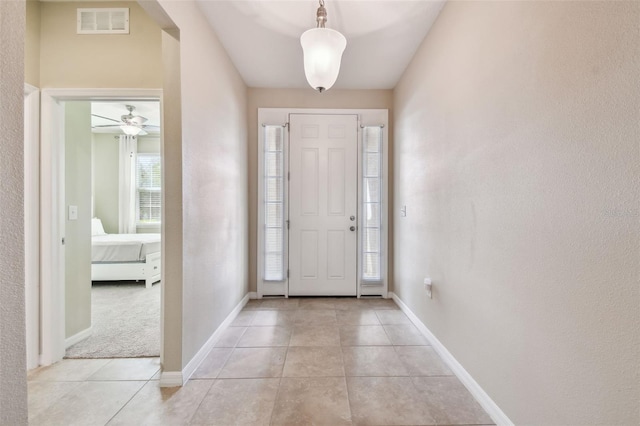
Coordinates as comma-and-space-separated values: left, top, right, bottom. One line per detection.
91, 105, 159, 136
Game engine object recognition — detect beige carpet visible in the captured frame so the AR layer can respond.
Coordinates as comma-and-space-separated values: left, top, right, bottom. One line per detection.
65, 282, 160, 358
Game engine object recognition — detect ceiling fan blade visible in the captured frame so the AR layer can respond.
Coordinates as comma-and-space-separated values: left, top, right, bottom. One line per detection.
91, 114, 121, 123
130, 116, 148, 125
142, 124, 160, 130
92, 124, 122, 128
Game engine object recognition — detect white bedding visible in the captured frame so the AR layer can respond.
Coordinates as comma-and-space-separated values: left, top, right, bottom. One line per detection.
92, 234, 161, 263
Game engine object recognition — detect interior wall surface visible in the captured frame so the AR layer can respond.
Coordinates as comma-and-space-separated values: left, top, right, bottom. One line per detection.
92, 133, 120, 234
64, 102, 92, 339
158, 0, 249, 369
392, 1, 640, 424
247, 88, 394, 294
0, 1, 28, 423
25, 0, 40, 87
39, 1, 162, 88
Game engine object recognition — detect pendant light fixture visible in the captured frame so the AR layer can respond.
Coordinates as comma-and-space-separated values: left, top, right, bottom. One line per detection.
300, 0, 346, 93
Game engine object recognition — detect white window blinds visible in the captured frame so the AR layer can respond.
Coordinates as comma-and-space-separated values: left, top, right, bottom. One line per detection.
362, 126, 383, 281
264, 125, 286, 281
136, 154, 161, 224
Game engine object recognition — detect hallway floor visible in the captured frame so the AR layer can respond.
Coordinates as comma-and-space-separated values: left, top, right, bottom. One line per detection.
27, 297, 494, 425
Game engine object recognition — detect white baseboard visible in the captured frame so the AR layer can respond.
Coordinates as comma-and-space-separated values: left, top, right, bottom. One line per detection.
389, 292, 513, 426
160, 293, 251, 388
64, 326, 93, 349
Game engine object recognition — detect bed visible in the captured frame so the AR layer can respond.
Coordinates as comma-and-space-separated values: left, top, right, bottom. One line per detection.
91, 218, 161, 289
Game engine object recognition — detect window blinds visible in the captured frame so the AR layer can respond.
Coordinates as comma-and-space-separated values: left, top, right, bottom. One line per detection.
136, 154, 161, 224
362, 127, 383, 281
264, 125, 286, 281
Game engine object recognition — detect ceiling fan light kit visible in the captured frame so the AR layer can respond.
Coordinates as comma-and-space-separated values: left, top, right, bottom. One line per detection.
301, 0, 346, 93
120, 124, 142, 136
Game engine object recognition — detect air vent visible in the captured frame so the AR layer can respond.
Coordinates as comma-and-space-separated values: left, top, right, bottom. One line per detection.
77, 8, 129, 34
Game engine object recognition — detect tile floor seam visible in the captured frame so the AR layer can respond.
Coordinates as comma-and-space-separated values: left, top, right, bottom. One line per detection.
185, 378, 217, 426
266, 367, 286, 425
102, 378, 152, 426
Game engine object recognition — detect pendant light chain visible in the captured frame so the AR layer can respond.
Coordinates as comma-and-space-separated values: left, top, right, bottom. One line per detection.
316, 0, 327, 28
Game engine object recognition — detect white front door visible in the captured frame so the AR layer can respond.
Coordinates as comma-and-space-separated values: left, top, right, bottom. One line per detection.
288, 114, 358, 296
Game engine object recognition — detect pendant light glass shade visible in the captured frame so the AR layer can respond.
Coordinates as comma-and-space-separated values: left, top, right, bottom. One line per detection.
300, 27, 346, 92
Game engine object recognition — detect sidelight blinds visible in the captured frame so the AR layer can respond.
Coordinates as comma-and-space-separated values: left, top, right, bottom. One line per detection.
362, 126, 383, 281
136, 154, 161, 224
263, 125, 286, 281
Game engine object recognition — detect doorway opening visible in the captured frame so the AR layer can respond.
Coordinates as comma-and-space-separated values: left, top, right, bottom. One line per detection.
39, 89, 163, 366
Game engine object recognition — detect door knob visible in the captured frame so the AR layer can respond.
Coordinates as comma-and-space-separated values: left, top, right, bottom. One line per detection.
350, 215, 356, 221
350, 226, 356, 232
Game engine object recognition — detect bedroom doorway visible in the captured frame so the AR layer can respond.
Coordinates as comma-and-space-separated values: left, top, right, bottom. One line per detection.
64, 100, 163, 359
39, 90, 164, 366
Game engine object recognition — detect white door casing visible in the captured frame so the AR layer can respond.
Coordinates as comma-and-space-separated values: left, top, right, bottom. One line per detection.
288, 114, 358, 296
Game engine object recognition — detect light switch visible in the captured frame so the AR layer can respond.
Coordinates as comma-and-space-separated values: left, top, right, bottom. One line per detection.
401, 205, 407, 217
68, 205, 78, 220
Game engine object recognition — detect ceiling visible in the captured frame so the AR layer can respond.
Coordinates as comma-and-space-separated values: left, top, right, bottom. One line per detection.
196, 0, 445, 90
91, 101, 161, 135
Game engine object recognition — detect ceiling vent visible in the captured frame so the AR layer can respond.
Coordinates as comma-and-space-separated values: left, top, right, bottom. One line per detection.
77, 8, 129, 35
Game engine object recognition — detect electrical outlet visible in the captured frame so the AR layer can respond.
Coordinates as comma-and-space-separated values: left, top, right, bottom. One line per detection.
424, 278, 432, 299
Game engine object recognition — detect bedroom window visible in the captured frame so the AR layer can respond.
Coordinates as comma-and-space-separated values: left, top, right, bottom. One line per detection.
362, 126, 383, 282
263, 125, 286, 281
136, 154, 161, 225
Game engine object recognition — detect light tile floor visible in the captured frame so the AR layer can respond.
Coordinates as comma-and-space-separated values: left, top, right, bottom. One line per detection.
28, 297, 494, 425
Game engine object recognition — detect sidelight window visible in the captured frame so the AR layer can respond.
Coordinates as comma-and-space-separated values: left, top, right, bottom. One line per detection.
263, 125, 286, 281
362, 126, 383, 281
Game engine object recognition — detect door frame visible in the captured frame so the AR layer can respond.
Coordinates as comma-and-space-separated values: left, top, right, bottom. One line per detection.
257, 108, 389, 299
39, 88, 163, 366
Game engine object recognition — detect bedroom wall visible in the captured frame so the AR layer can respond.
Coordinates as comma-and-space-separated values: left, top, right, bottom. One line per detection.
92, 133, 119, 234
0, 0, 28, 422
39, 1, 162, 88
393, 1, 640, 424
246, 88, 394, 293
157, 0, 249, 372
65, 102, 93, 340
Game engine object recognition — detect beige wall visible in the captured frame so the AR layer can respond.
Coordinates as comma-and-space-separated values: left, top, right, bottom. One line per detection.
159, 0, 249, 370
393, 1, 640, 424
65, 102, 93, 339
25, 0, 40, 87
92, 133, 120, 234
247, 88, 394, 292
0, 0, 28, 423
39, 1, 162, 88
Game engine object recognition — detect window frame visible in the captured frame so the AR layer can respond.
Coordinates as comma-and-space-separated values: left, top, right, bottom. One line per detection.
136, 153, 162, 227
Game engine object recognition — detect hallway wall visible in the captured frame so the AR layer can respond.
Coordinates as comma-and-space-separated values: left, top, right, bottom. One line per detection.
0, 0, 28, 423
393, 1, 640, 424
158, 0, 249, 371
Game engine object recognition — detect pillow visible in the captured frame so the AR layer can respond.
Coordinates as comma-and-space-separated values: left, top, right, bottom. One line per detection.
91, 218, 107, 236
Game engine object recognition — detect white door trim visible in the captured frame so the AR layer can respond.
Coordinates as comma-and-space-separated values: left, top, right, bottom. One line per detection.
39, 88, 163, 366
257, 108, 389, 299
